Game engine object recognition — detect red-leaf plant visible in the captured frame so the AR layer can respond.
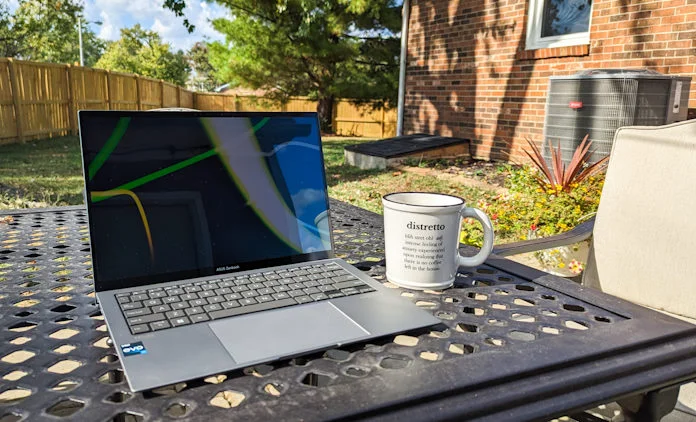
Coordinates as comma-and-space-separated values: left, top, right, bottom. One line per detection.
524, 135, 609, 193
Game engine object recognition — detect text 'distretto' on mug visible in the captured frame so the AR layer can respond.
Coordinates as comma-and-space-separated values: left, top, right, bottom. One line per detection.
382, 192, 494, 290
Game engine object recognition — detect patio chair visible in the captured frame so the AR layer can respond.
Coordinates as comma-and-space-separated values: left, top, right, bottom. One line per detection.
492, 118, 696, 421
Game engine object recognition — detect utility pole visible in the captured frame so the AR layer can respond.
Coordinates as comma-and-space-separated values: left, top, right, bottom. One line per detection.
396, 0, 410, 137
78, 16, 84, 66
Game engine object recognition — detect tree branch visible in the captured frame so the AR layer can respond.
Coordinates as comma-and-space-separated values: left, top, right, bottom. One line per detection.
342, 33, 393, 40
300, 55, 322, 88
353, 59, 396, 67
278, 31, 321, 88
217, 1, 278, 23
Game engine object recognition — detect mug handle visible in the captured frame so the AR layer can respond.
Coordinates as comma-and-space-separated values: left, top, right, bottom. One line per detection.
457, 207, 495, 268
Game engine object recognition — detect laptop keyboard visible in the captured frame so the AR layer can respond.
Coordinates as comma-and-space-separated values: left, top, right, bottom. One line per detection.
115, 262, 376, 335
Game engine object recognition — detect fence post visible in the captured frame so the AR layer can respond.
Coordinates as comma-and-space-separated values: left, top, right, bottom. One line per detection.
105, 70, 112, 110
135, 75, 142, 110
233, 95, 239, 111
193, 92, 199, 110
380, 106, 386, 138
65, 65, 77, 135
7, 59, 25, 143
177, 86, 182, 107
332, 100, 338, 135
160, 80, 165, 108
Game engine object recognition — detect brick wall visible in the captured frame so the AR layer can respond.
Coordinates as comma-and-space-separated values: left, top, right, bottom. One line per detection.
404, 0, 696, 162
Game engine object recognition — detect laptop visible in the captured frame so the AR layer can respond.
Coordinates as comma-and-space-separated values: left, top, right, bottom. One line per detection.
78, 110, 439, 392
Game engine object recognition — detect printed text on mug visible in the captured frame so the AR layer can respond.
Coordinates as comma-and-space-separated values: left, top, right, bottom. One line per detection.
402, 223, 446, 271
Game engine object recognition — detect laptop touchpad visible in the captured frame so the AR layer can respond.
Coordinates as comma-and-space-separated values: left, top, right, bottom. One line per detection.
209, 302, 369, 364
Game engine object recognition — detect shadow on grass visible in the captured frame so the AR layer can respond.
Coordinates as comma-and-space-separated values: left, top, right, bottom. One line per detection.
321, 137, 392, 187
0, 135, 388, 208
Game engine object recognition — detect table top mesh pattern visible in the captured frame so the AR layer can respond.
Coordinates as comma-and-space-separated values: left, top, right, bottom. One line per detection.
0, 202, 625, 421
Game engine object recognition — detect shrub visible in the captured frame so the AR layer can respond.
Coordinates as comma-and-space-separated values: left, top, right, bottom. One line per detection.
461, 136, 608, 248
524, 135, 608, 193
460, 165, 605, 246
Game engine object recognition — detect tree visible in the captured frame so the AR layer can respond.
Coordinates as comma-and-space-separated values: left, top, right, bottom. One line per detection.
95, 25, 190, 86
0, 0, 105, 66
186, 42, 222, 92
0, 3, 15, 56
203, 0, 401, 131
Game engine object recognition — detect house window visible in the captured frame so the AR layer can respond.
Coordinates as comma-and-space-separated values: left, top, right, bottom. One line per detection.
525, 0, 593, 50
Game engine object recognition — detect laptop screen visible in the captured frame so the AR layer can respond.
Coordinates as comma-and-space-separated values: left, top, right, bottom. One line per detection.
79, 111, 333, 291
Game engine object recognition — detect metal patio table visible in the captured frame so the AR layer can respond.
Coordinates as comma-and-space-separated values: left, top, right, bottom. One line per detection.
1, 200, 696, 422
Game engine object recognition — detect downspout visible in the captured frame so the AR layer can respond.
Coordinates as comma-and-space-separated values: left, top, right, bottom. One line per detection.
396, 0, 410, 137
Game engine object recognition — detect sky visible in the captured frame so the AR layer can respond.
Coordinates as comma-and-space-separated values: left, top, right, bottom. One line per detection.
7, 0, 227, 52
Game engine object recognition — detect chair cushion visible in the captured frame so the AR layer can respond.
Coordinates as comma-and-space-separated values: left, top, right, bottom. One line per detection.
591, 120, 696, 320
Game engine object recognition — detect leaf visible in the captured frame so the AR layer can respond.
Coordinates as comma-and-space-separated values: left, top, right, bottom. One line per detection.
564, 134, 591, 189
524, 138, 554, 187
575, 155, 610, 184
523, 134, 609, 193
551, 139, 564, 187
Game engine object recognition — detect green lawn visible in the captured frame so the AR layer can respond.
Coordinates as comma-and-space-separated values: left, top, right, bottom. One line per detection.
0, 135, 496, 214
0, 136, 84, 209
322, 137, 494, 214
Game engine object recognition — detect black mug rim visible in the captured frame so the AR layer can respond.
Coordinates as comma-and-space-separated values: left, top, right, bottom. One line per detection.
382, 191, 465, 207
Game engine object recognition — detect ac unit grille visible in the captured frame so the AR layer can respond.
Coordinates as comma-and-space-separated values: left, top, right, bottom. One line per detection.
542, 72, 691, 164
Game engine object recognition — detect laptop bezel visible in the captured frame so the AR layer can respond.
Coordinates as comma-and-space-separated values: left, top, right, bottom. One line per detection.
78, 110, 336, 293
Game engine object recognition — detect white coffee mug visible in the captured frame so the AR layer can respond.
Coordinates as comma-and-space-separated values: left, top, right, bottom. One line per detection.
382, 192, 495, 290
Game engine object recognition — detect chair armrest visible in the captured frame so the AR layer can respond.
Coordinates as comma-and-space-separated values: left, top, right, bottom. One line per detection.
492, 217, 595, 257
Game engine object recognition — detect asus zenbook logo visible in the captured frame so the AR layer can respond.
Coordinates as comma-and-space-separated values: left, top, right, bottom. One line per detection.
216, 265, 240, 272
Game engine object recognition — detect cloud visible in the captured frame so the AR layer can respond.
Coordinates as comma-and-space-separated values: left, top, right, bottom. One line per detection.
292, 189, 327, 210
83, 0, 226, 51
97, 11, 116, 40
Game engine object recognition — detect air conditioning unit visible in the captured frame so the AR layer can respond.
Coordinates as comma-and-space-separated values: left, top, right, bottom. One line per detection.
542, 69, 691, 164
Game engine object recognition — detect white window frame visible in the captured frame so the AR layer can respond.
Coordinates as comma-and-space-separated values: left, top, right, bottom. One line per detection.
525, 0, 593, 50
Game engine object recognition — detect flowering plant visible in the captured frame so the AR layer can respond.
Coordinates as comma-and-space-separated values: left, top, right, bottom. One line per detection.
461, 167, 604, 243
460, 159, 605, 275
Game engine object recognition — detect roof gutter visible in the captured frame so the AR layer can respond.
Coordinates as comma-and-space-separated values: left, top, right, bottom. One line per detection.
396, 0, 410, 137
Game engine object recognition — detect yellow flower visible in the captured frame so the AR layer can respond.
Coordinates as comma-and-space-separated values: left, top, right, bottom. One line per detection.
557, 262, 566, 269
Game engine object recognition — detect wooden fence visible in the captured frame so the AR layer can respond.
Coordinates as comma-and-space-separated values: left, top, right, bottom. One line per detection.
0, 58, 396, 144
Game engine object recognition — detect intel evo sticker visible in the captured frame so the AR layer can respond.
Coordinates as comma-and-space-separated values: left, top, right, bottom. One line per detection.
121, 342, 147, 356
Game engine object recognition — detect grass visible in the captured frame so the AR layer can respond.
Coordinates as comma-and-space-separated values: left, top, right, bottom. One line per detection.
0, 135, 498, 214
322, 137, 495, 214
0, 136, 84, 209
